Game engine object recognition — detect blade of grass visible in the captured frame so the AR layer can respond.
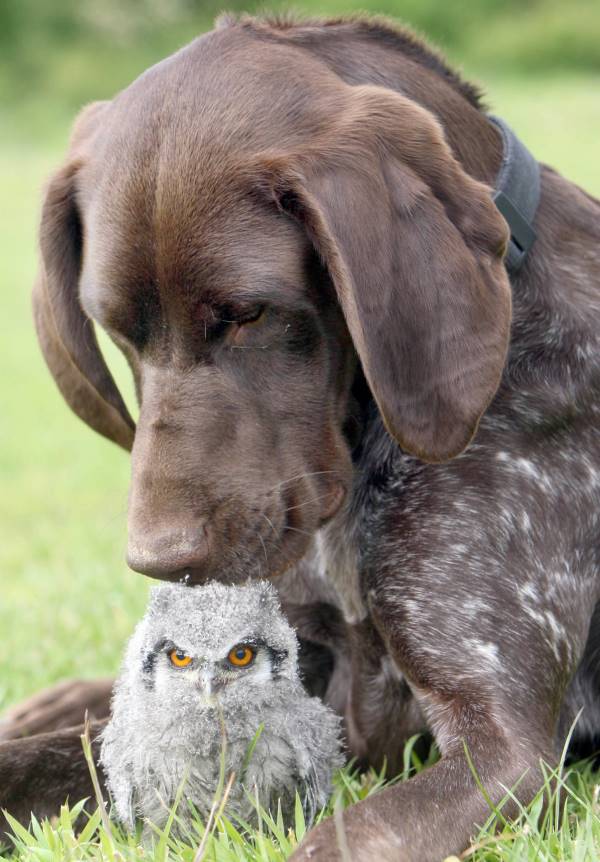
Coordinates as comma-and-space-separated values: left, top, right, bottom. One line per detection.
80, 712, 116, 856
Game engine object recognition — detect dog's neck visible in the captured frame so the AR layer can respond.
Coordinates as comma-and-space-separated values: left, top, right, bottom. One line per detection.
315, 404, 414, 623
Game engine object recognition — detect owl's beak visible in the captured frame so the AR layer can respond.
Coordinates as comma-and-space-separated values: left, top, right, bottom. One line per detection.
196, 671, 219, 703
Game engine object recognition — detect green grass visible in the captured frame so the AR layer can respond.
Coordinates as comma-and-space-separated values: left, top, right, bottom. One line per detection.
1, 70, 599, 860
0, 742, 420, 861
1, 736, 599, 861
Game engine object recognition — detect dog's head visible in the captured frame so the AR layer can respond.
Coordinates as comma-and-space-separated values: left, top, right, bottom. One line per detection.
33, 24, 511, 584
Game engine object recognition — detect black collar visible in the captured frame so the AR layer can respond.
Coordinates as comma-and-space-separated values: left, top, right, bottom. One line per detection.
489, 116, 540, 275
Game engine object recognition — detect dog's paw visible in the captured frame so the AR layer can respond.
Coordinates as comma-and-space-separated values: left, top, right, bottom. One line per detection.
290, 809, 405, 862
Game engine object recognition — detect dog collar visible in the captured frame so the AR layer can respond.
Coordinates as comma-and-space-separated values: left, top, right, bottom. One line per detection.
489, 116, 540, 275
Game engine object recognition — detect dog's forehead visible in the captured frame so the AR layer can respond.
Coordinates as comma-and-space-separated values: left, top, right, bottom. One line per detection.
79, 24, 343, 200
103, 24, 343, 154
76, 26, 345, 319
79, 163, 308, 326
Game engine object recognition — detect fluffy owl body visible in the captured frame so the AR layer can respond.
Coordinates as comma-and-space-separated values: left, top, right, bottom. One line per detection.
100, 581, 343, 830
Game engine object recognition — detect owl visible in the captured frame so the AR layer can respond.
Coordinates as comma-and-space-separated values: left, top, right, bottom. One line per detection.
100, 580, 343, 832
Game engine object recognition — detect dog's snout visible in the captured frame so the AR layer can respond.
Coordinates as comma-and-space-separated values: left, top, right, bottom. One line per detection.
127, 526, 209, 580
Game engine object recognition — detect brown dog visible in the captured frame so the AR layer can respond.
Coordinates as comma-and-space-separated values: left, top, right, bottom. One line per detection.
3, 14, 600, 861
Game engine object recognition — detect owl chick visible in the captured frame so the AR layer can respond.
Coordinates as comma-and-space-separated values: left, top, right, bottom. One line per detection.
100, 580, 343, 832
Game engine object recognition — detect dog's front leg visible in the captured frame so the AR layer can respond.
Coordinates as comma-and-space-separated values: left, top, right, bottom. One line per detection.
291, 715, 546, 861
292, 531, 589, 860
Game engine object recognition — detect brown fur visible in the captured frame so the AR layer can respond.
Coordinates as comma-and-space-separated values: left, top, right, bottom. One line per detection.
31, 15, 509, 581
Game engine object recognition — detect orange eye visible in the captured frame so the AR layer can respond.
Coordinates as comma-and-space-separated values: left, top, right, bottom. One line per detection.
169, 649, 192, 668
227, 645, 255, 667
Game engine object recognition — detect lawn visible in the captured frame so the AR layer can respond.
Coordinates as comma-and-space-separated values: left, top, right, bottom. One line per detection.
1, 70, 599, 860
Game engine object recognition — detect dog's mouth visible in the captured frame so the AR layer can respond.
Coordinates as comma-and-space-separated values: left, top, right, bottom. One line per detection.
128, 476, 347, 586
169, 520, 313, 587
132, 505, 315, 587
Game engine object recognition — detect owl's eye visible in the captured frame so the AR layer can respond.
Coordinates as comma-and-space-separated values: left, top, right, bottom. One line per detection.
227, 644, 255, 667
169, 649, 192, 668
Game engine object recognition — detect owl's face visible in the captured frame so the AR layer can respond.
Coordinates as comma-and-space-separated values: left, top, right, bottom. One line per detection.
145, 633, 289, 708
124, 580, 299, 714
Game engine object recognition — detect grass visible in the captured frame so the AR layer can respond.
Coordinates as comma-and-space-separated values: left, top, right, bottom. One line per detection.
0, 741, 415, 861
1, 65, 600, 860
1, 734, 599, 861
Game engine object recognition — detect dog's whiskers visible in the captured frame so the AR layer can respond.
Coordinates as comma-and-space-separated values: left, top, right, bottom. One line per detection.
282, 491, 335, 514
261, 513, 278, 535
282, 524, 314, 539
264, 470, 339, 496
257, 532, 269, 568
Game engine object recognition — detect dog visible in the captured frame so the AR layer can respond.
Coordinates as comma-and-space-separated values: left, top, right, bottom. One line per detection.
2, 14, 600, 861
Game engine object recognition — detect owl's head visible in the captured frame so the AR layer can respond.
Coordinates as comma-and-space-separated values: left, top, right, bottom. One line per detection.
122, 581, 299, 712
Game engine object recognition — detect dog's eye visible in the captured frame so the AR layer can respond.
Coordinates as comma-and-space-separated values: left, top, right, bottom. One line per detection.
235, 306, 266, 327
227, 307, 267, 347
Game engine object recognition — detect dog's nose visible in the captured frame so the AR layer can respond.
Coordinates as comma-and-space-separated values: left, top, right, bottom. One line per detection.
127, 527, 209, 579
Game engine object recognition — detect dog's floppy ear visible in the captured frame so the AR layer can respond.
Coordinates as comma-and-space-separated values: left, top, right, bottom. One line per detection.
269, 87, 512, 462
32, 103, 135, 451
